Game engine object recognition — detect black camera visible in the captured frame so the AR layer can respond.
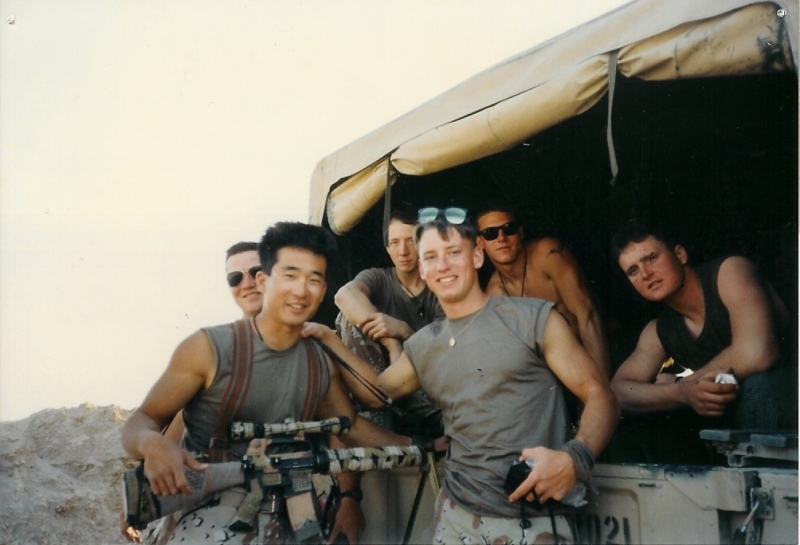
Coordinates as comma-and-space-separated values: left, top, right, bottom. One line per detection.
503, 460, 532, 495
504, 460, 549, 509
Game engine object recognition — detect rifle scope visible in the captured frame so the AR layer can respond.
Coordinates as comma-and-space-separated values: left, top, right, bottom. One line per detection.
229, 416, 350, 441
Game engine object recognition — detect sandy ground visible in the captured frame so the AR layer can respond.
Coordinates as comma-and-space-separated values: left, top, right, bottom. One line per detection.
0, 404, 138, 545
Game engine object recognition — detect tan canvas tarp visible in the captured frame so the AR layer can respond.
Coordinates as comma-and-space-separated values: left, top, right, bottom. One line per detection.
310, 1, 796, 234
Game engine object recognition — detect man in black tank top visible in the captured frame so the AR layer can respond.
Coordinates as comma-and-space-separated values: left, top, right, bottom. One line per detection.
608, 222, 795, 464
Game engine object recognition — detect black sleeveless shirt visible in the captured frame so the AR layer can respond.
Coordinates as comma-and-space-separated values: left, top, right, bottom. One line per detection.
656, 258, 731, 370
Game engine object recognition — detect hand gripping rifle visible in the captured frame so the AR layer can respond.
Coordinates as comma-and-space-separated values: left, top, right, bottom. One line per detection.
122, 416, 423, 542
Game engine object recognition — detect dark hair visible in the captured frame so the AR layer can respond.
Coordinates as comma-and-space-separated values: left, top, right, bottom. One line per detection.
383, 208, 418, 246
474, 201, 518, 226
414, 219, 478, 248
610, 220, 679, 261
258, 222, 338, 276
225, 241, 258, 260
389, 208, 417, 226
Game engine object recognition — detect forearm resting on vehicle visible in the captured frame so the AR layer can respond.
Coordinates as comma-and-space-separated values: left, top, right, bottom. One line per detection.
611, 378, 686, 413
691, 342, 778, 381
334, 283, 376, 327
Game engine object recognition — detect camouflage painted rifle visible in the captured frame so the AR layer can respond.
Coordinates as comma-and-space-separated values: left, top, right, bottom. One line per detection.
122, 416, 423, 542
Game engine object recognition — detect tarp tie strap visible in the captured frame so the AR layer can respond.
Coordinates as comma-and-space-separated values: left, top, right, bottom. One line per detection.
382, 159, 396, 245
606, 50, 619, 186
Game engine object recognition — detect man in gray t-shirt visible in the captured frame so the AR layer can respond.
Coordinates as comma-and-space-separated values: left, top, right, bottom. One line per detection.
334, 209, 444, 437
310, 213, 619, 544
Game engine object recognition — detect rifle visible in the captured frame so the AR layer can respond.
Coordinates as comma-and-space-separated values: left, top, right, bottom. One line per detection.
122, 416, 423, 542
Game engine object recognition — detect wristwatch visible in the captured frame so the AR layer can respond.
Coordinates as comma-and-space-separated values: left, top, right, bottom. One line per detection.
340, 488, 363, 502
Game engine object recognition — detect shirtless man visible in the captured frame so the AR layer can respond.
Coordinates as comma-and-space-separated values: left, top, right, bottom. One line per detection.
475, 203, 610, 376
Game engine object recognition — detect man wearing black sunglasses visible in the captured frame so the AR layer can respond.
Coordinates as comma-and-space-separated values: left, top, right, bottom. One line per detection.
225, 241, 264, 319
475, 203, 610, 377
121, 241, 266, 543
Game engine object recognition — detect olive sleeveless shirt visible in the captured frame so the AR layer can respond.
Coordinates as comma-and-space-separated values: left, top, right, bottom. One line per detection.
182, 319, 331, 461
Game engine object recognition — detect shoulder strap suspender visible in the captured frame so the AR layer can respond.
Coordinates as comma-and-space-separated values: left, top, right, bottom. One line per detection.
300, 338, 326, 421
207, 319, 254, 462
207, 327, 328, 460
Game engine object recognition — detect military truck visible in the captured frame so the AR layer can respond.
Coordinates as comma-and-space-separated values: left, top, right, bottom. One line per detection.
308, 1, 798, 542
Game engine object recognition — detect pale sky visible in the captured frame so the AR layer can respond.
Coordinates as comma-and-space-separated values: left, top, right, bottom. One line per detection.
0, 0, 629, 421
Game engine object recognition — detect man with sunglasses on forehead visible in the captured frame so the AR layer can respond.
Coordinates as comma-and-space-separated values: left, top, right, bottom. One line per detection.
475, 203, 610, 377
306, 208, 619, 544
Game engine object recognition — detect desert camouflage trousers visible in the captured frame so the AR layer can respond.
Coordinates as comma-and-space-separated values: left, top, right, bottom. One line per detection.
145, 488, 294, 545
434, 490, 575, 545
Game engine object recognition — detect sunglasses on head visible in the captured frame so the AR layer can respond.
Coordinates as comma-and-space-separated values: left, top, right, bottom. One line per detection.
478, 221, 520, 241
417, 206, 468, 225
227, 265, 261, 288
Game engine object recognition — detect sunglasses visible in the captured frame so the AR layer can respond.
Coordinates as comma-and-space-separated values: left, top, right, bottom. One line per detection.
227, 265, 261, 288
417, 206, 468, 224
478, 221, 520, 241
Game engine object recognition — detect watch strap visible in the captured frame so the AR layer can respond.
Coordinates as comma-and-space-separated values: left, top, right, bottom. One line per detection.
340, 488, 363, 502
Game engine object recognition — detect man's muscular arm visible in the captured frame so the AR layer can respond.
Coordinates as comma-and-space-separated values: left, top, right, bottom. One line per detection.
303, 323, 421, 408
335, 280, 379, 329
689, 257, 781, 379
509, 310, 618, 504
121, 330, 213, 496
538, 238, 610, 376
335, 279, 414, 341
315, 349, 411, 447
611, 321, 738, 417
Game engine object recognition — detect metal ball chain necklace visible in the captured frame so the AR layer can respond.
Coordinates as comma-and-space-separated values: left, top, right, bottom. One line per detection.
448, 300, 488, 347
395, 270, 425, 319
499, 249, 527, 297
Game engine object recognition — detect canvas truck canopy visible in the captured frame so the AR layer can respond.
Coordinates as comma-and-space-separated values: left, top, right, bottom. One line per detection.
306, 0, 797, 342
309, 0, 796, 235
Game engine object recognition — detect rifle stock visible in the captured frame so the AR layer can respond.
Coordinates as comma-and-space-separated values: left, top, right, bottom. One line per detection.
122, 461, 244, 530
122, 444, 423, 530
